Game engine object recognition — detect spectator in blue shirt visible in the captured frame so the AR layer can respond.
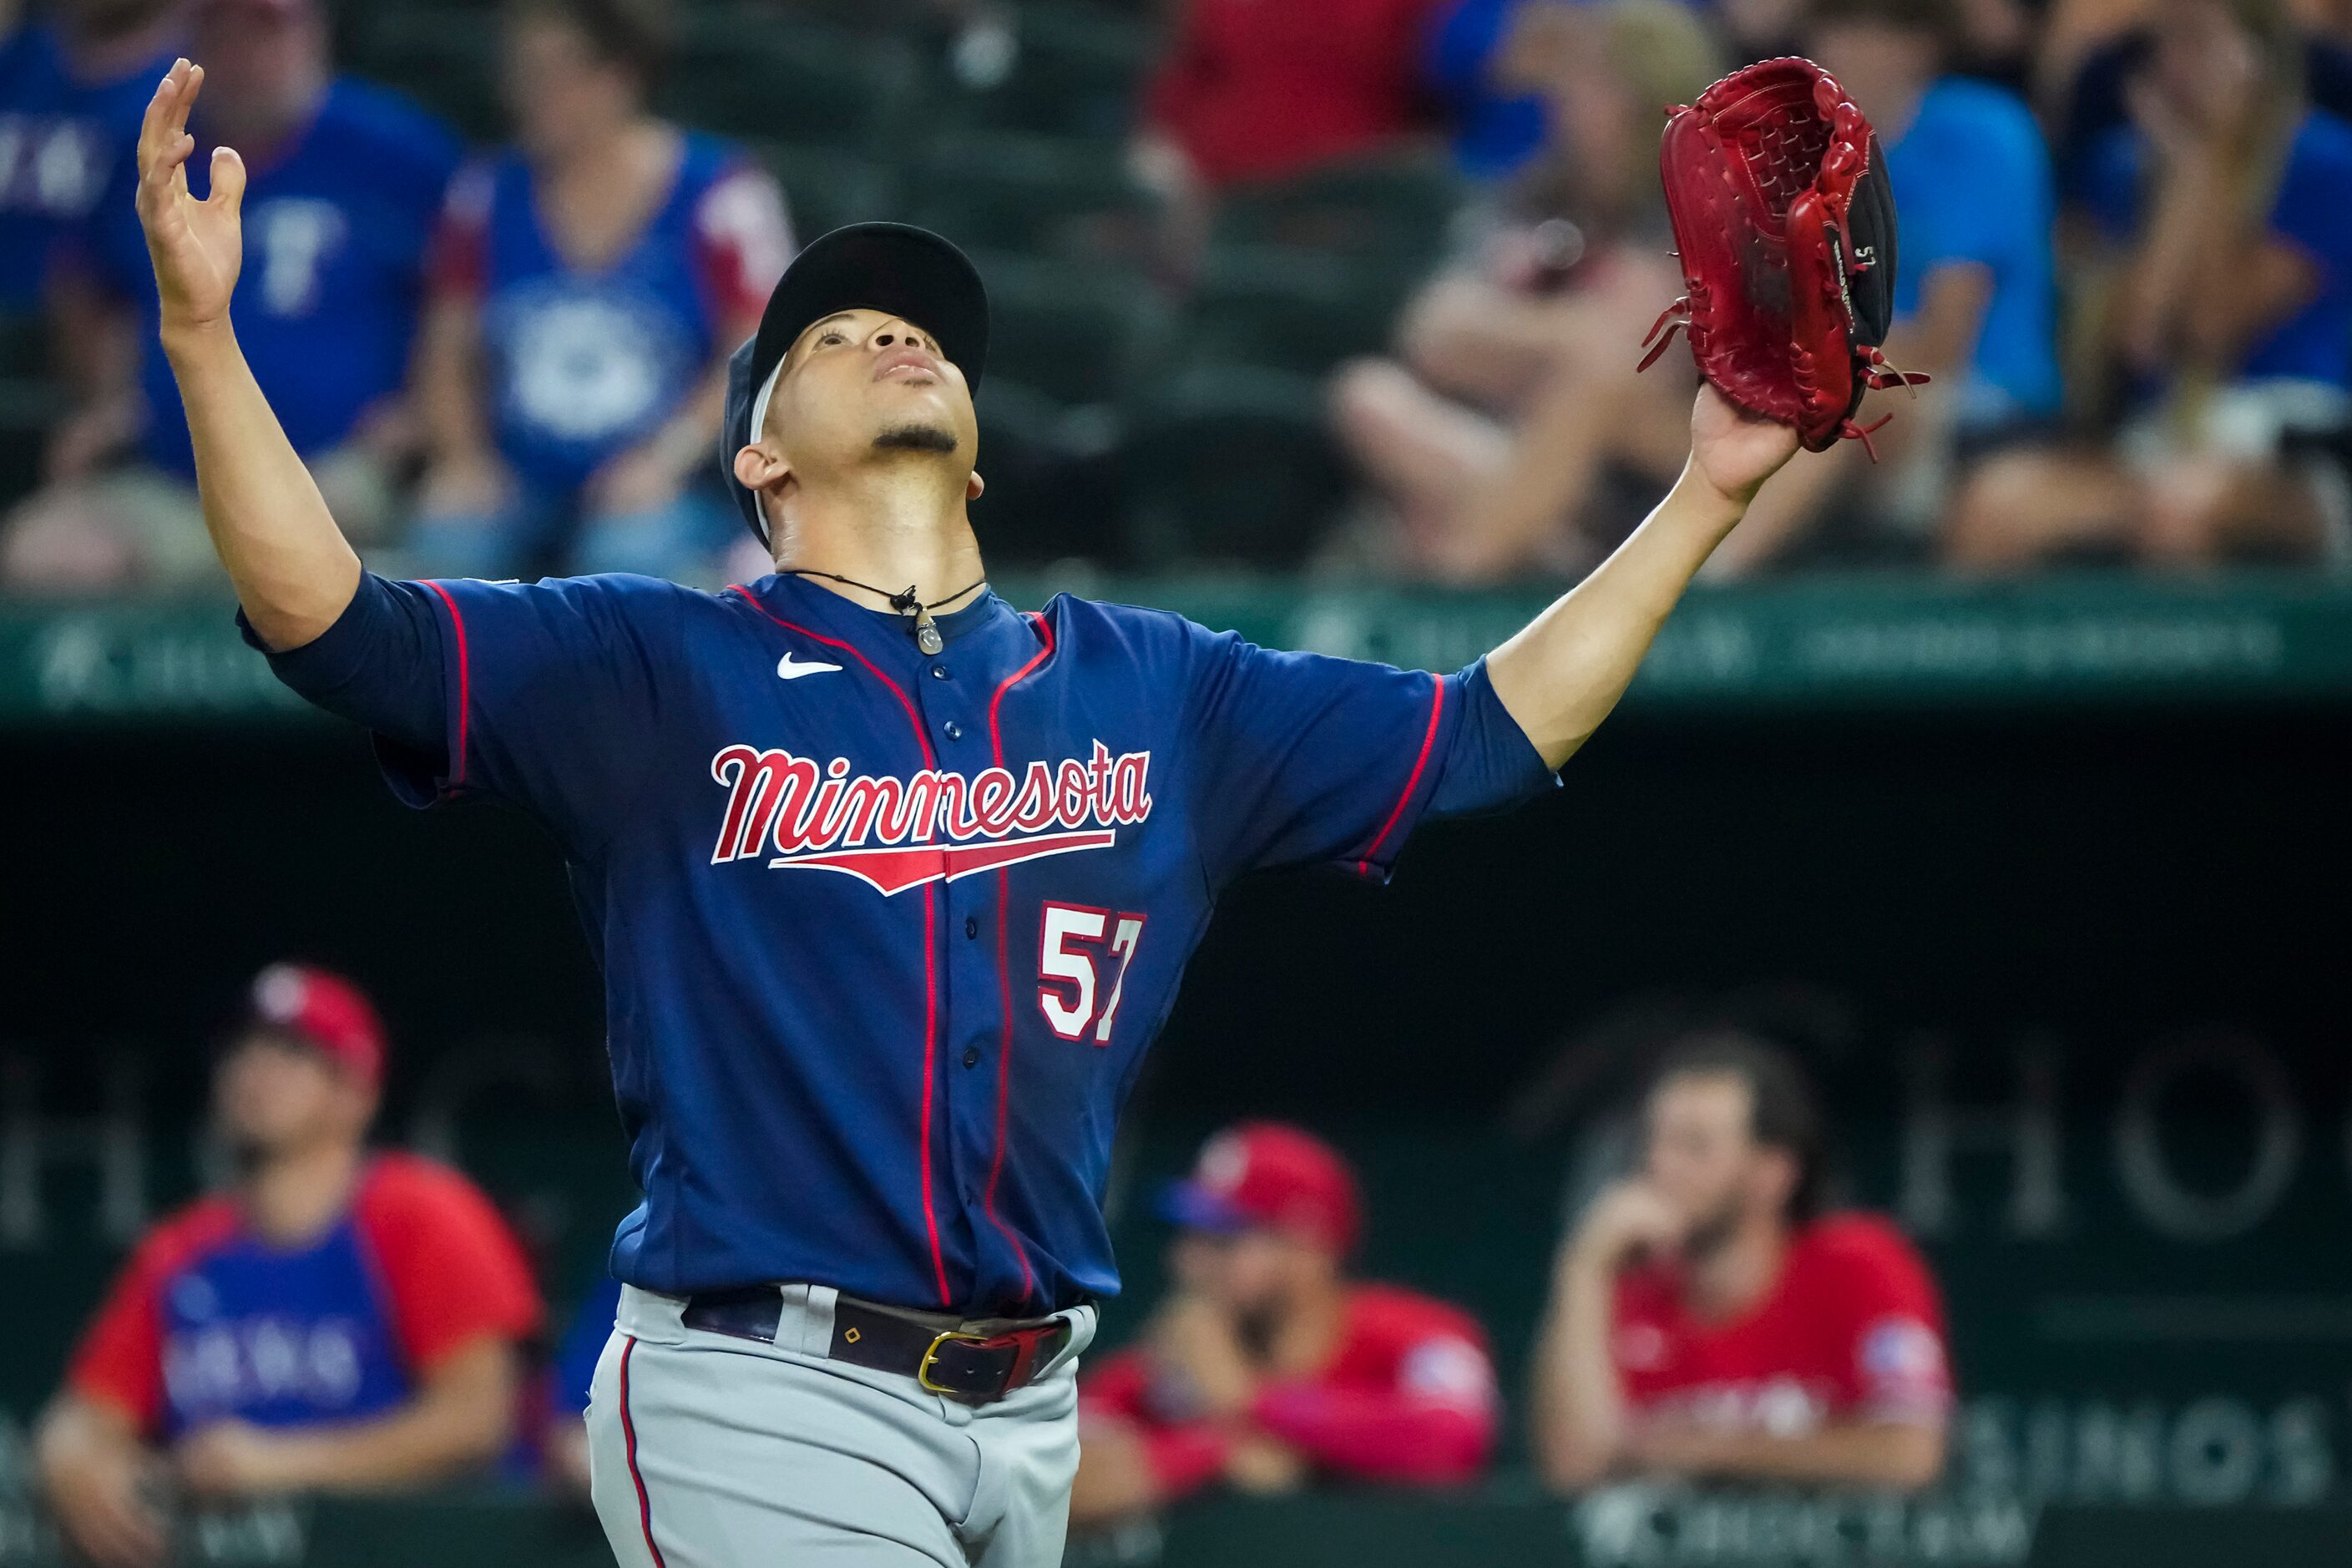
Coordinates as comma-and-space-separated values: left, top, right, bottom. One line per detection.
0, 0, 182, 315
1, 0, 459, 594
542, 1272, 622, 1499
1948, 0, 2352, 568
408, 0, 792, 583
1712, 0, 2065, 573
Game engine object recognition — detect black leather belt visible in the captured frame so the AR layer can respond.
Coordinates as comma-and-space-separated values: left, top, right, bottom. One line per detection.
680, 1287, 1075, 1404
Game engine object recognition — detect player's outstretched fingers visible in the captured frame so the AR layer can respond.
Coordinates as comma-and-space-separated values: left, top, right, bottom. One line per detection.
136, 61, 202, 219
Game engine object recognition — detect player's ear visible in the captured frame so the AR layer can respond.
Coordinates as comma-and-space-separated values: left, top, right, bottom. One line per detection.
734, 443, 792, 497
966, 468, 985, 503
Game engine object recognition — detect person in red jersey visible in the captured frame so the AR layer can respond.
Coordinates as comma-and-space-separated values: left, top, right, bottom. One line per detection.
1530, 1034, 1952, 1494
1136, 0, 1444, 192
35, 964, 544, 1568
1069, 1123, 1496, 1529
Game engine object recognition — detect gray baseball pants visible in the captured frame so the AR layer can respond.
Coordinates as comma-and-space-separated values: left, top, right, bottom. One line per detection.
585, 1284, 1095, 1568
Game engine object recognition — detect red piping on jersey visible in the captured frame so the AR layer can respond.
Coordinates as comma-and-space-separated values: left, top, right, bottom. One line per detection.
1353, 675, 1444, 878
728, 587, 953, 1308
618, 1336, 670, 1568
983, 612, 1055, 1307
421, 581, 472, 790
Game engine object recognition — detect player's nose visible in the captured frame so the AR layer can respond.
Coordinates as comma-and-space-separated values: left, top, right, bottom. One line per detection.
869, 321, 942, 360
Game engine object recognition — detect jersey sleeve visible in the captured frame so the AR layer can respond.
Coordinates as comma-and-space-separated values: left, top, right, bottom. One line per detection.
1186, 629, 1553, 884
357, 1158, 545, 1376
254, 571, 680, 849
63, 1245, 170, 1435
1249, 1323, 1497, 1485
690, 158, 795, 329
425, 161, 495, 303
1823, 1225, 1954, 1425
63, 1205, 237, 1437
1078, 1348, 1233, 1501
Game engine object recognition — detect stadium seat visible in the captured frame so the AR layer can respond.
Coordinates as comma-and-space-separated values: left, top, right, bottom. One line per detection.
749, 144, 900, 245
907, 134, 1160, 266
1116, 364, 1348, 569
1169, 246, 1409, 380
970, 377, 1124, 566
660, 18, 919, 155
341, 8, 506, 144
934, 3, 1156, 140
966, 250, 1168, 407
1209, 153, 1468, 274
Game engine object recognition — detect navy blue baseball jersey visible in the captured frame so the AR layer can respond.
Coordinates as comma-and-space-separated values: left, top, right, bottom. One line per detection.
250, 572, 1555, 1314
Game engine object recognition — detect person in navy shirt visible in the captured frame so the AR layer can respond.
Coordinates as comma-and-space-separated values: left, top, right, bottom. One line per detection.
409, 0, 791, 583
35, 965, 544, 1568
1947, 0, 2352, 568
1, 0, 458, 595
0, 0, 181, 313
134, 41, 1808, 1563
1709, 0, 2066, 574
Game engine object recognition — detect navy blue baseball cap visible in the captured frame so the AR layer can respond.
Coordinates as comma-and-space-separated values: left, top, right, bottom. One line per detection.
723, 222, 991, 546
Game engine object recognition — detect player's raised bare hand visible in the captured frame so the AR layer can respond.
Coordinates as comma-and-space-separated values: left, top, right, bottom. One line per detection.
1686, 385, 1803, 514
136, 58, 247, 340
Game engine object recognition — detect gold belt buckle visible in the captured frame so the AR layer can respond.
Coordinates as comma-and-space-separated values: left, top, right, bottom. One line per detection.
918, 1328, 996, 1394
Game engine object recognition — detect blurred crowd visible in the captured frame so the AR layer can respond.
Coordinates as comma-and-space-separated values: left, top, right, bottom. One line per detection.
28, 963, 1954, 1562
3, 0, 2349, 595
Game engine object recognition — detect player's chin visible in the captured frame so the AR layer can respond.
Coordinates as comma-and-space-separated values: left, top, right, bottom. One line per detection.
872, 421, 963, 457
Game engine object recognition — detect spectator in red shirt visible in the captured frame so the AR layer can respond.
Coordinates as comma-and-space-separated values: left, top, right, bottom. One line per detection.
1530, 1034, 1952, 1494
1137, 0, 1444, 194
35, 965, 545, 1568
1070, 1123, 1497, 1530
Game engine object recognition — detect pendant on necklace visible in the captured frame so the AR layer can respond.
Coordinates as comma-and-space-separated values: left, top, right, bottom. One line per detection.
916, 618, 944, 655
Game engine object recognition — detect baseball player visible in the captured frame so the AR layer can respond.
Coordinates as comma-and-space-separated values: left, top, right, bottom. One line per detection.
134, 51, 1801, 1568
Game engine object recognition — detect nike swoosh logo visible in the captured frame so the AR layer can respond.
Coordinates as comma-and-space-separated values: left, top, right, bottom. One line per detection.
776, 653, 843, 680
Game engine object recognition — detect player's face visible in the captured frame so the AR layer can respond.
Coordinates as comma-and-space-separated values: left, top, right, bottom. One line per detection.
213, 1031, 369, 1161
192, 0, 323, 110
1806, 22, 1936, 122
506, 15, 641, 159
1187, 1226, 1333, 1327
765, 309, 979, 478
1642, 1072, 1764, 1250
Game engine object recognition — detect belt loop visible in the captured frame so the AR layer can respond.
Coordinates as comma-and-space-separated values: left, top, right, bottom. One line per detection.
798, 1283, 839, 1356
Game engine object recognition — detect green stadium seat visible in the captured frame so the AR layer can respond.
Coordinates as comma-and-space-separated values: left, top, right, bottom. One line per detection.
970, 377, 1123, 566
1170, 245, 1409, 379
748, 143, 900, 244
967, 250, 1167, 407
935, 3, 1155, 140
1210, 153, 1468, 276
907, 134, 1160, 265
342, 9, 506, 144
660, 18, 918, 154
1116, 364, 1348, 569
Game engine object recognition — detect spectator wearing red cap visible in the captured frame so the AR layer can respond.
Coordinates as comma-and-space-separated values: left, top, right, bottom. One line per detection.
1530, 1034, 1951, 1495
1069, 1123, 1497, 1531
35, 965, 544, 1568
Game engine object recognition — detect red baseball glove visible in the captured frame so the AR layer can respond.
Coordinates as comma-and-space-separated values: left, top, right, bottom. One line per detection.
1637, 58, 1928, 455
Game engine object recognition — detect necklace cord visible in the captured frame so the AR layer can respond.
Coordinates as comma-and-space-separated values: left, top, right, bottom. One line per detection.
781, 569, 988, 623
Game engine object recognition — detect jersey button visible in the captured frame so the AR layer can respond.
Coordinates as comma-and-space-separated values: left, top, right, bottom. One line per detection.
943, 721, 964, 740
965, 915, 979, 938
931, 664, 950, 680
963, 1047, 982, 1068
